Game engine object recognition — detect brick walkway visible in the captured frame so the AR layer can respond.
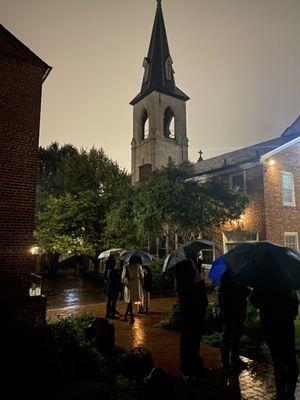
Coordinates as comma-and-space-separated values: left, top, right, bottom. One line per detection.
47, 298, 299, 399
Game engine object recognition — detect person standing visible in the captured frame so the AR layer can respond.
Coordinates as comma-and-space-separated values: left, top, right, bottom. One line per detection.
104, 255, 122, 319
174, 256, 212, 380
121, 255, 144, 324
139, 264, 152, 314
217, 269, 251, 372
250, 288, 299, 400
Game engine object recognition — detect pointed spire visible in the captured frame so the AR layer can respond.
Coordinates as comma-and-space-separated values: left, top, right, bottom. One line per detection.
130, 1, 189, 105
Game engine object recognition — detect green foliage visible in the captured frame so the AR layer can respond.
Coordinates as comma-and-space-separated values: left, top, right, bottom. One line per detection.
105, 164, 248, 247
159, 303, 182, 331
205, 302, 223, 334
120, 346, 155, 380
15, 315, 155, 399
203, 332, 222, 348
35, 144, 131, 262
148, 258, 173, 291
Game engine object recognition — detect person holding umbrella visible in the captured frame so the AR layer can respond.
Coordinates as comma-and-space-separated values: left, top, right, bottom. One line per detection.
174, 253, 211, 380
104, 255, 122, 319
223, 241, 300, 399
121, 254, 144, 324
250, 288, 299, 400
163, 240, 214, 381
217, 269, 251, 372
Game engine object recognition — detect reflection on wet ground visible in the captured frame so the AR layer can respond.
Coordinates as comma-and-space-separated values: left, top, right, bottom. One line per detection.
45, 274, 300, 399
42, 272, 106, 308
47, 297, 300, 399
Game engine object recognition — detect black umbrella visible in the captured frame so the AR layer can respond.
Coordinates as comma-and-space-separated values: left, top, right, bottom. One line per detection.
223, 241, 300, 290
162, 239, 214, 271
119, 250, 152, 265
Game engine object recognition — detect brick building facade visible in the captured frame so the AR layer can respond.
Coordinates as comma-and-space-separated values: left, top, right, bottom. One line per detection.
0, 25, 51, 323
191, 118, 300, 257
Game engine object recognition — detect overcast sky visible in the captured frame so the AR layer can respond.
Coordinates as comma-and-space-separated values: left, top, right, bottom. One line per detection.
2, 0, 300, 171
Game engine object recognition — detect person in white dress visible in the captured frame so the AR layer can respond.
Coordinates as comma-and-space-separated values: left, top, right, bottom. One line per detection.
121, 255, 144, 324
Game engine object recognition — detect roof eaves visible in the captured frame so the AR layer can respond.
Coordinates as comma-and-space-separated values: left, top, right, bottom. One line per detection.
190, 160, 260, 181
260, 136, 300, 162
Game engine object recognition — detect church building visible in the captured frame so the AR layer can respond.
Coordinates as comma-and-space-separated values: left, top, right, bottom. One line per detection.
130, 1, 300, 259
130, 0, 189, 184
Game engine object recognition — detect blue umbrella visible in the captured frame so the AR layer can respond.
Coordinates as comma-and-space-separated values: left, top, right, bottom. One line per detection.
208, 256, 228, 285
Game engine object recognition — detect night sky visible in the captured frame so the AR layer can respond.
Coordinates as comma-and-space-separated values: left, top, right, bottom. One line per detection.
1, 0, 300, 171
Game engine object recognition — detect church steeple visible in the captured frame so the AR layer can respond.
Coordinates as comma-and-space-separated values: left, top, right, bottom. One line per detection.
130, 0, 189, 105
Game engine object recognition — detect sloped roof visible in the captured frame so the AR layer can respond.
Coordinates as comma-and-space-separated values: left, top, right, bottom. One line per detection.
0, 24, 51, 81
191, 131, 300, 177
282, 115, 300, 136
130, 1, 189, 105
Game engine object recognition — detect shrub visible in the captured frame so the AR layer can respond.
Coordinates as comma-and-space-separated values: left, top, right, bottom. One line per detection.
148, 258, 174, 291
203, 332, 222, 348
159, 303, 182, 331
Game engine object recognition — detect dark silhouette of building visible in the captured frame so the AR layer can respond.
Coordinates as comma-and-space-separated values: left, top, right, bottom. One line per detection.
0, 25, 51, 324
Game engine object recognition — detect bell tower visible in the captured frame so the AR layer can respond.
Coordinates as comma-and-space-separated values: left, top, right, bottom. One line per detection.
130, 0, 189, 184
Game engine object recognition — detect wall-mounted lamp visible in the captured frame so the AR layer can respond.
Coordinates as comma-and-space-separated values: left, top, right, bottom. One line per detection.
268, 159, 275, 166
30, 246, 39, 255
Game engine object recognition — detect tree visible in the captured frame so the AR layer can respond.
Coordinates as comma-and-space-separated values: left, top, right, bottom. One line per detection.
34, 145, 131, 270
105, 164, 248, 248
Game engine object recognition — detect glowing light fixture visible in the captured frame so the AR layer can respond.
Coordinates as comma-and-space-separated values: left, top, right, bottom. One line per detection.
30, 246, 39, 255
268, 159, 275, 166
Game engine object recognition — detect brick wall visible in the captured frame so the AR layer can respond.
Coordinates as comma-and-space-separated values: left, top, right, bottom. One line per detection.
0, 55, 44, 319
213, 164, 266, 256
264, 142, 300, 245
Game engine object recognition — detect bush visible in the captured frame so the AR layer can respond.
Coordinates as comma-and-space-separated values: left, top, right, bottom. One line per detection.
159, 303, 182, 330
7, 315, 155, 399
205, 303, 222, 334
148, 258, 174, 291
160, 302, 223, 333
203, 332, 222, 348
121, 346, 155, 380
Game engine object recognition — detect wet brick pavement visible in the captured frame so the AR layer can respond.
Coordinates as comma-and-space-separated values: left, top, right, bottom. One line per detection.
48, 297, 300, 399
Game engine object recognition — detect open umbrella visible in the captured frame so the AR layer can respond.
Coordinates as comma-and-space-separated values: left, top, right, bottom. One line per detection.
119, 250, 152, 265
208, 256, 228, 285
223, 241, 300, 291
162, 239, 214, 272
98, 248, 124, 259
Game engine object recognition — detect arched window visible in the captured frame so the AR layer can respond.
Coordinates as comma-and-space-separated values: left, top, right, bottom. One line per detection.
164, 107, 175, 139
142, 110, 150, 140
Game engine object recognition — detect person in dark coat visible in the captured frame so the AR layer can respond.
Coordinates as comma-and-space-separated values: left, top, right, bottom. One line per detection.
250, 288, 299, 400
104, 255, 122, 319
217, 270, 251, 371
174, 256, 212, 380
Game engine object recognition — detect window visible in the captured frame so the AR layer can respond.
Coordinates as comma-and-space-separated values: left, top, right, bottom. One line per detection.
282, 172, 295, 206
165, 56, 173, 81
142, 57, 150, 83
142, 110, 149, 140
163, 107, 175, 139
157, 235, 167, 258
229, 171, 246, 194
223, 230, 258, 252
139, 163, 152, 182
200, 248, 215, 267
284, 232, 299, 251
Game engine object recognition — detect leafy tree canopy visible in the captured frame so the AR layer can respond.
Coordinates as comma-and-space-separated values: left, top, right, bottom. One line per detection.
34, 144, 131, 264
104, 164, 248, 248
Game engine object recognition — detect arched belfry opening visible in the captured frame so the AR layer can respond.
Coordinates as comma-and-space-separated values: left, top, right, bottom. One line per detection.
164, 107, 175, 139
130, 0, 189, 184
142, 109, 150, 140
